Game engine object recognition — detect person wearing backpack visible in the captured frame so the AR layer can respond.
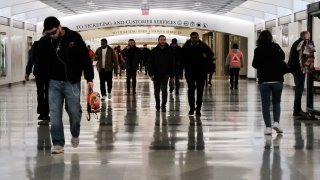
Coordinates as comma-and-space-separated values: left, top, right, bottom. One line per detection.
225, 43, 244, 89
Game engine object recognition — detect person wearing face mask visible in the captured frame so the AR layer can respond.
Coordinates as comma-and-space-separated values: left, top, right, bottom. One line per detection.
181, 32, 214, 117
288, 31, 315, 118
148, 35, 174, 112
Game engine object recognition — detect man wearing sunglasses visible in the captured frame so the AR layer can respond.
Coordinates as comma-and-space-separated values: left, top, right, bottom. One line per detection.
37, 16, 94, 154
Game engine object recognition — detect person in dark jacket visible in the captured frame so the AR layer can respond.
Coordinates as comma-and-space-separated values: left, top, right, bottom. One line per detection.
181, 32, 214, 117
25, 30, 50, 124
148, 35, 174, 112
288, 31, 310, 117
252, 30, 286, 135
142, 44, 150, 75
122, 39, 143, 94
169, 38, 183, 95
94, 38, 117, 100
38, 16, 94, 154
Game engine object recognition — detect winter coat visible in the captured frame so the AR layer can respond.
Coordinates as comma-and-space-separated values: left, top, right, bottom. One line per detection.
148, 44, 174, 78
252, 42, 286, 84
95, 46, 117, 72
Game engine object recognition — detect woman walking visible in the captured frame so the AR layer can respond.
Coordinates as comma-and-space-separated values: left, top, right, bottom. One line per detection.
252, 30, 287, 135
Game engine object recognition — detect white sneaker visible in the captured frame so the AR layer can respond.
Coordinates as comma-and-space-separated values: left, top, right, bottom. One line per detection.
101, 96, 106, 101
264, 127, 272, 135
273, 122, 283, 134
108, 93, 112, 99
71, 137, 79, 148
51, 145, 64, 154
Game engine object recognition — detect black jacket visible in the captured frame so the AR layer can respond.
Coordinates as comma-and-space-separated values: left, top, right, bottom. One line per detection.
122, 46, 143, 70
25, 41, 43, 77
142, 48, 150, 65
170, 44, 183, 76
148, 44, 174, 78
181, 40, 214, 79
288, 38, 304, 73
252, 42, 285, 84
37, 27, 93, 83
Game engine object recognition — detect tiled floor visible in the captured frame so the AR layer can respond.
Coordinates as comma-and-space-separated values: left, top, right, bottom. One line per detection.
1, 72, 320, 180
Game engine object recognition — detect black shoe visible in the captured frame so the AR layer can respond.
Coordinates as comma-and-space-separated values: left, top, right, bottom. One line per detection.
293, 111, 306, 116
189, 108, 195, 115
235, 86, 238, 89
196, 110, 201, 116
161, 107, 166, 112
38, 115, 50, 121
38, 120, 49, 126
169, 89, 173, 94
208, 82, 212, 86
133, 91, 136, 95
175, 91, 179, 95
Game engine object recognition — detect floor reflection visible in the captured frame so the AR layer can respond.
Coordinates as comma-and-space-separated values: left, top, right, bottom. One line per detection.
260, 136, 282, 180
188, 116, 204, 150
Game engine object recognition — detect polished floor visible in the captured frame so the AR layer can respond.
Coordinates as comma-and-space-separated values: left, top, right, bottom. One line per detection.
1, 71, 320, 180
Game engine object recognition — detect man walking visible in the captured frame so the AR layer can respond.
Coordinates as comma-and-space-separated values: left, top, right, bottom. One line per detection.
25, 30, 50, 125
148, 35, 174, 112
38, 16, 94, 154
169, 38, 182, 95
181, 32, 214, 116
122, 39, 142, 94
95, 38, 117, 100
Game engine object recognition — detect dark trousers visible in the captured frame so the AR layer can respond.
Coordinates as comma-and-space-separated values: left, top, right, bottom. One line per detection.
126, 69, 137, 92
99, 69, 113, 96
35, 77, 49, 117
230, 68, 240, 88
154, 76, 169, 108
169, 75, 180, 93
186, 77, 205, 111
293, 72, 306, 113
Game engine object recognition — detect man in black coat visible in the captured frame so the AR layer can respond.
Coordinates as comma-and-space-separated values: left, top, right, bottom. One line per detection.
288, 31, 309, 117
169, 38, 183, 94
181, 32, 214, 116
148, 35, 174, 112
25, 30, 50, 124
38, 16, 94, 154
142, 44, 150, 75
122, 39, 143, 94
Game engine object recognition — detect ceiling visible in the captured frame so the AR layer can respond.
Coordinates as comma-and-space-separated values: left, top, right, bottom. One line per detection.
0, 0, 316, 24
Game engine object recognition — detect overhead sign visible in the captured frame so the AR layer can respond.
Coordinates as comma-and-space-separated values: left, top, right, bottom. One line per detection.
75, 19, 208, 31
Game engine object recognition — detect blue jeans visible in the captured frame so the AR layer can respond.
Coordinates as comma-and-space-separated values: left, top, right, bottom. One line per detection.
49, 80, 82, 146
259, 82, 283, 127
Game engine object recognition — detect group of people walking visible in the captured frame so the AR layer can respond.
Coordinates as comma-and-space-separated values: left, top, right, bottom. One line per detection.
24, 15, 312, 154
24, 16, 216, 154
